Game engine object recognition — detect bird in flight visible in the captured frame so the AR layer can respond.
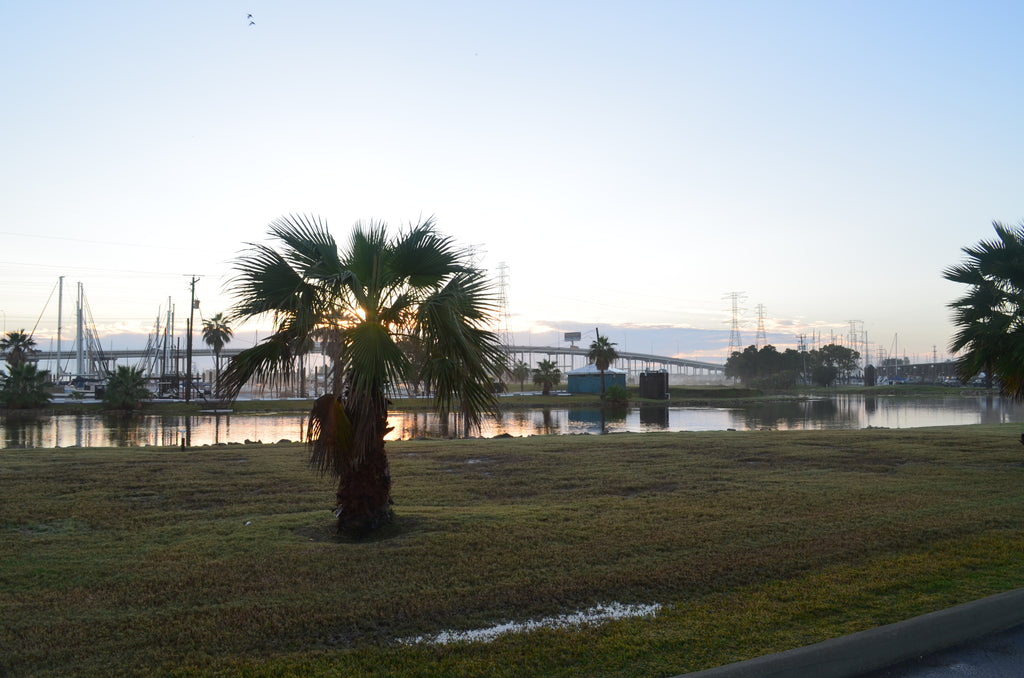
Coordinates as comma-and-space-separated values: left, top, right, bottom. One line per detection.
247, 13, 255, 25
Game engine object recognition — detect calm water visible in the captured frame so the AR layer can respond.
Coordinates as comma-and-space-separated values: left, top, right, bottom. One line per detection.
3, 394, 1023, 449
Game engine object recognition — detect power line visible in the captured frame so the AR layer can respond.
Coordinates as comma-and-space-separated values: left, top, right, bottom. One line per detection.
0, 230, 196, 252
0, 260, 207, 278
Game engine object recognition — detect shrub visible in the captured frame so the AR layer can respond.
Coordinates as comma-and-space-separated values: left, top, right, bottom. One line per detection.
103, 366, 152, 410
603, 384, 628, 405
0, 364, 52, 409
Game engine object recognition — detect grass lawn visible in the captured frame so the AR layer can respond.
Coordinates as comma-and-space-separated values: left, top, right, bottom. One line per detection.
2, 425, 1023, 676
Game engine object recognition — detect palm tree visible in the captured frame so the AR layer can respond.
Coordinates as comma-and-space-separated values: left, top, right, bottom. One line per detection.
201, 313, 233, 396
587, 328, 619, 396
220, 215, 505, 534
944, 222, 1024, 396
1, 330, 37, 369
0, 363, 51, 409
532, 359, 561, 396
511, 360, 531, 393
103, 365, 152, 410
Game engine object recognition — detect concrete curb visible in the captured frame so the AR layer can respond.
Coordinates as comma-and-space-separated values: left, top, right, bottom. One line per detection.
676, 588, 1024, 678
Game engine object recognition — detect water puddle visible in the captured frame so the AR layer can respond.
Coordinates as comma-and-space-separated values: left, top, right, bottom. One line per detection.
399, 602, 662, 645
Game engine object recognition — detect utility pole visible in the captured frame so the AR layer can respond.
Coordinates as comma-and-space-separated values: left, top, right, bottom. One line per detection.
185, 276, 199, 402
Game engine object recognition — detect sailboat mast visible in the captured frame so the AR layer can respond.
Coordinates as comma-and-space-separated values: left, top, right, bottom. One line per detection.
56, 276, 64, 381
76, 282, 84, 378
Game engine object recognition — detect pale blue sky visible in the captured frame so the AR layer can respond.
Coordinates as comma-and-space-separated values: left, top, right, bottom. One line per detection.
2, 1, 1022, 363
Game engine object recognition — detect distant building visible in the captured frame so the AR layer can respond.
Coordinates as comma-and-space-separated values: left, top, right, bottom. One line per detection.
638, 370, 669, 399
566, 363, 626, 394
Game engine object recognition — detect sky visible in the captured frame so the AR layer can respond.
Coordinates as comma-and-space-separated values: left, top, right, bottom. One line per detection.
2, 1, 1022, 367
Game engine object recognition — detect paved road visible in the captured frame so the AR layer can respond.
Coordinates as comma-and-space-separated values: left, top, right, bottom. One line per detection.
680, 589, 1024, 678
858, 623, 1024, 678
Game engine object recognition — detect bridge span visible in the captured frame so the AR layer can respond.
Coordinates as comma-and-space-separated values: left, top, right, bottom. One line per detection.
505, 345, 724, 380
32, 344, 725, 383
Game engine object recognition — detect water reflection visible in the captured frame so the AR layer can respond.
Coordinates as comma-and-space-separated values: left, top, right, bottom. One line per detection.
741, 399, 846, 430
640, 406, 669, 428
3, 413, 47, 448
865, 396, 877, 415
5, 395, 1024, 449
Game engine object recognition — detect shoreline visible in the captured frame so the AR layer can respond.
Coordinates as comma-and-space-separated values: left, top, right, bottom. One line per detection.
4, 384, 989, 418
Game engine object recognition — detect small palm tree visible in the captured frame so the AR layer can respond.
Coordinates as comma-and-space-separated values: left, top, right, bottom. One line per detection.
0, 363, 51, 409
1, 330, 37, 369
202, 313, 233, 396
532, 359, 561, 396
944, 221, 1024, 396
102, 365, 152, 410
220, 214, 505, 534
511, 360, 531, 393
587, 328, 619, 396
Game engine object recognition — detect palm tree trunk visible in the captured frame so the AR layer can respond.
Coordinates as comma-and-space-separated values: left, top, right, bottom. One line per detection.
335, 440, 392, 535
335, 398, 393, 535
331, 360, 343, 395
214, 350, 221, 397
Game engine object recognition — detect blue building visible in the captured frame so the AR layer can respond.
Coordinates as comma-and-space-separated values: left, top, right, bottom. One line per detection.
566, 363, 626, 394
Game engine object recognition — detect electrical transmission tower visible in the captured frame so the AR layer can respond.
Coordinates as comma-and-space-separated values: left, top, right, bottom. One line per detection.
754, 303, 768, 348
496, 262, 514, 350
848, 320, 865, 372
724, 292, 746, 357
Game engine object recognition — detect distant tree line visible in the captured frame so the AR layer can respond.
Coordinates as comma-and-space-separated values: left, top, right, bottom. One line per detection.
724, 343, 861, 388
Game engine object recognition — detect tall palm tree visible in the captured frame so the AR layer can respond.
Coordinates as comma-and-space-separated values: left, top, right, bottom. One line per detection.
201, 313, 233, 396
587, 328, 619, 396
532, 359, 561, 396
220, 215, 505, 534
944, 221, 1024, 397
1, 330, 37, 369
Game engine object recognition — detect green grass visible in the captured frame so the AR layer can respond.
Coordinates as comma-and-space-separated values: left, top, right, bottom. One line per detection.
2, 426, 1023, 676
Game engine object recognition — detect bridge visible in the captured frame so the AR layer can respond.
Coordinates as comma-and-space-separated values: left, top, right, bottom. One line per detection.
505, 345, 724, 379
32, 344, 726, 383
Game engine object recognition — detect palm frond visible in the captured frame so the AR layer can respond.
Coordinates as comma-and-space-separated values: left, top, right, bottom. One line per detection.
218, 334, 296, 399
268, 214, 348, 281
378, 290, 419, 328
344, 321, 409, 398
344, 220, 391, 285
227, 243, 310, 321
994, 336, 1024, 398
415, 271, 504, 432
945, 221, 1024, 396
942, 262, 986, 286
390, 218, 466, 288
306, 394, 355, 477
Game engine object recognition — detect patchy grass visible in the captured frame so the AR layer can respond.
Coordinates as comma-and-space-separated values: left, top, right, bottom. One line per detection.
2, 426, 1023, 676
